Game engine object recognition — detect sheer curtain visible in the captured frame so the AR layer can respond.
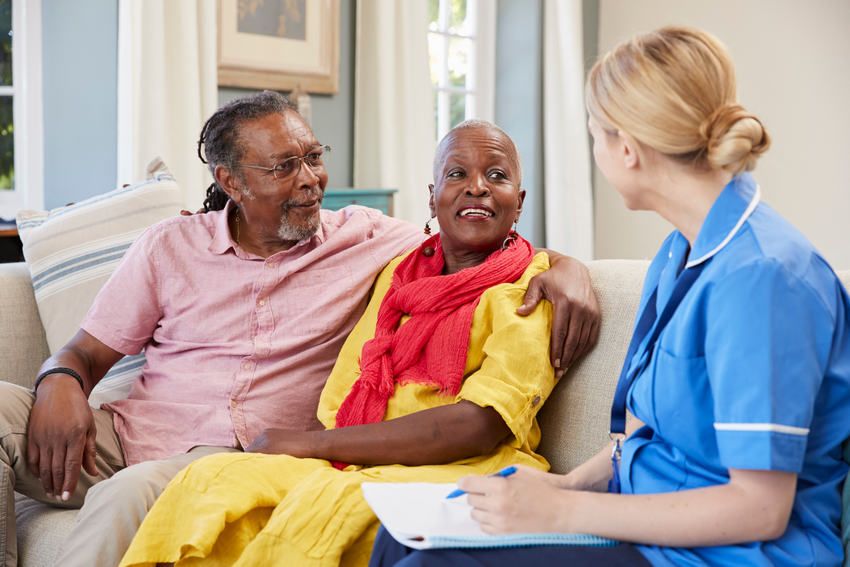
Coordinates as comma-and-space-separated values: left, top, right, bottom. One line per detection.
543, 0, 594, 259
117, 0, 217, 209
353, 0, 436, 225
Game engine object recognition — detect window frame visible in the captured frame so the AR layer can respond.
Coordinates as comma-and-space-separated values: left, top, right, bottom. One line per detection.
428, 0, 496, 141
0, 0, 43, 218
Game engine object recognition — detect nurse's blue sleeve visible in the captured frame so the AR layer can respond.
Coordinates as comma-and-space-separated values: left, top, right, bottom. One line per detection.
705, 260, 834, 472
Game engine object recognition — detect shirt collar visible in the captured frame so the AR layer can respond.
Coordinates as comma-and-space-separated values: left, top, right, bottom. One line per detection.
207, 200, 328, 256
685, 173, 761, 268
208, 200, 237, 255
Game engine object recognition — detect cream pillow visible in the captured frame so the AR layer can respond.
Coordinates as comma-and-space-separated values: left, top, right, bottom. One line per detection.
16, 160, 184, 406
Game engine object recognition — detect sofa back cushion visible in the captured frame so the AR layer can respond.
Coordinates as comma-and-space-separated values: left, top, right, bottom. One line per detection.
537, 259, 648, 473
16, 162, 183, 406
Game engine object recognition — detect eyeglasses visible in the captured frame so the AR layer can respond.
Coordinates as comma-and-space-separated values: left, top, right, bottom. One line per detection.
238, 145, 331, 181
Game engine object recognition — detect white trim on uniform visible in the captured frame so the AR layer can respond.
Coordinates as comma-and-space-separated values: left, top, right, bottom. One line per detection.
713, 422, 810, 436
686, 185, 761, 269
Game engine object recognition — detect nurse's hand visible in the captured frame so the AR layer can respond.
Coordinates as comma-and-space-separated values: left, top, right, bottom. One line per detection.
459, 465, 573, 534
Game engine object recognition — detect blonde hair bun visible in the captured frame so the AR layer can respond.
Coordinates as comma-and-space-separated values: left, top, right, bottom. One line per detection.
700, 104, 770, 174
586, 26, 771, 175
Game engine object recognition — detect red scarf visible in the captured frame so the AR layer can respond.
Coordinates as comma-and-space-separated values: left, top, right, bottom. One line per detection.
334, 233, 535, 435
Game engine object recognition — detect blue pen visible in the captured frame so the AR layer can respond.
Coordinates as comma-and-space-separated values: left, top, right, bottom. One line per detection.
445, 466, 518, 499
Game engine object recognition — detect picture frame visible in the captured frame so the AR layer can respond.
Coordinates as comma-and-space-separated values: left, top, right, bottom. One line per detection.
218, 0, 340, 94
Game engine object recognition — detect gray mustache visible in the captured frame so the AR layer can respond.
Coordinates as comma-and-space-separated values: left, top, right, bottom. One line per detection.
282, 191, 323, 210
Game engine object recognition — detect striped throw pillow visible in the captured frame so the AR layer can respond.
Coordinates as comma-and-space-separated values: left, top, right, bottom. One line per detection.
16, 163, 184, 407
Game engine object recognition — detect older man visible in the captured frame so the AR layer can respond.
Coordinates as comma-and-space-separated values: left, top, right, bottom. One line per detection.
0, 91, 599, 567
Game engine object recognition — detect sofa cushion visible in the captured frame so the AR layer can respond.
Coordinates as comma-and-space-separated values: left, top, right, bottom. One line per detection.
15, 160, 183, 407
0, 263, 50, 388
537, 259, 648, 474
14, 493, 75, 567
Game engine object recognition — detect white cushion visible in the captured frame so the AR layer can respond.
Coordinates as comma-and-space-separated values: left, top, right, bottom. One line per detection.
15, 160, 183, 407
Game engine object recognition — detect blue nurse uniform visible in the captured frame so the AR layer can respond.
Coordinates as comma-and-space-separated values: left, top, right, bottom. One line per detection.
622, 172, 850, 565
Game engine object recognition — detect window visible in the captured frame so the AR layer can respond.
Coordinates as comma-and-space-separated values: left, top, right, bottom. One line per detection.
427, 0, 496, 141
0, 0, 43, 218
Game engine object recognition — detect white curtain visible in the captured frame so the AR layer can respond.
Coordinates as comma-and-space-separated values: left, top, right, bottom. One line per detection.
117, 0, 217, 209
353, 0, 436, 225
543, 0, 594, 260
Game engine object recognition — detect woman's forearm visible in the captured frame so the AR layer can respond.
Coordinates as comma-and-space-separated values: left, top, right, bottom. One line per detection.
561, 444, 612, 492
309, 401, 510, 466
554, 469, 796, 546
562, 416, 645, 492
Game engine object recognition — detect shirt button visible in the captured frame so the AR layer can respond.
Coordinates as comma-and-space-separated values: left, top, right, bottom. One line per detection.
531, 395, 541, 407
258, 299, 266, 306
230, 399, 237, 409
242, 361, 250, 370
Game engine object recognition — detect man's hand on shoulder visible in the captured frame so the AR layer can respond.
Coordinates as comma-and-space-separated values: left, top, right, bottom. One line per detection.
27, 376, 98, 501
518, 252, 600, 374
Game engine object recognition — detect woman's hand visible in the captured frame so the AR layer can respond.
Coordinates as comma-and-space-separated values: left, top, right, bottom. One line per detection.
460, 465, 573, 534
246, 428, 317, 457
462, 463, 797, 546
519, 253, 600, 373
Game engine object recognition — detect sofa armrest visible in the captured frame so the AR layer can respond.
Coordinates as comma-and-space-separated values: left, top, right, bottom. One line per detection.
0, 262, 49, 388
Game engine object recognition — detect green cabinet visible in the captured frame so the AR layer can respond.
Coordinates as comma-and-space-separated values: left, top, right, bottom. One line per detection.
322, 188, 397, 216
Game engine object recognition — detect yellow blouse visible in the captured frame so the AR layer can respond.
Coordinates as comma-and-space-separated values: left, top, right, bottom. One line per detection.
318, 251, 556, 469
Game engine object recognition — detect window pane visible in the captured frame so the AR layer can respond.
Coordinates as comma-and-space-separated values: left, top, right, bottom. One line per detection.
438, 90, 451, 140
449, 92, 466, 130
0, 96, 13, 190
449, 0, 468, 34
428, 0, 440, 28
428, 33, 445, 87
0, 0, 10, 86
448, 37, 470, 89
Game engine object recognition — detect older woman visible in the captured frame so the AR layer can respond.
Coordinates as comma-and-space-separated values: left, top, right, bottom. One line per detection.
371, 26, 850, 567
120, 120, 557, 566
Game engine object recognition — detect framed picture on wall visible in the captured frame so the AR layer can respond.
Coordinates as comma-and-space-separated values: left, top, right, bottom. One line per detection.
218, 0, 340, 94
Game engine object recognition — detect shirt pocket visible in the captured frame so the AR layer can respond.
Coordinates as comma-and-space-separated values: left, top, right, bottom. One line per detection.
282, 265, 357, 335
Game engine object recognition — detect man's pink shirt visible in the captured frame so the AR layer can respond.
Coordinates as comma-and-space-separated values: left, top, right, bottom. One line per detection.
82, 203, 421, 465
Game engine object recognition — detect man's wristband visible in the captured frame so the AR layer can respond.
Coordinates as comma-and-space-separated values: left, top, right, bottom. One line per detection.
33, 367, 85, 395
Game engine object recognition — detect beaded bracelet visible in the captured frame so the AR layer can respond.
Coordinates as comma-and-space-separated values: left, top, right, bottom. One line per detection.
33, 367, 85, 395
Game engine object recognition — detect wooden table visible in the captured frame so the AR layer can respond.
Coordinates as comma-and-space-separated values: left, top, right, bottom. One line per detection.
0, 225, 23, 263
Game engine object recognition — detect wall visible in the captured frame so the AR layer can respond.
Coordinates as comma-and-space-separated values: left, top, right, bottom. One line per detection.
594, 0, 850, 267
42, 0, 118, 208
219, 0, 356, 187
40, 0, 353, 208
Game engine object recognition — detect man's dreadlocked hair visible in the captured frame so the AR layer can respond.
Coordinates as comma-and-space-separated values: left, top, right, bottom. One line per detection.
198, 90, 298, 212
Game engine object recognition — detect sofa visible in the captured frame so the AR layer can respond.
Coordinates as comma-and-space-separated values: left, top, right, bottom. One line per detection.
3, 258, 850, 566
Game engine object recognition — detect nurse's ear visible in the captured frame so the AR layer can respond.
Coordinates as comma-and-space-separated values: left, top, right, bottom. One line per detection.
618, 131, 642, 170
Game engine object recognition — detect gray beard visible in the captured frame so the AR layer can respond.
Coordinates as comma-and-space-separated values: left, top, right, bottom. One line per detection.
277, 210, 320, 242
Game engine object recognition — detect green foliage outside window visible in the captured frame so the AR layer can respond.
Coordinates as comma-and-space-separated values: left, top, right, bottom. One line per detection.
0, 0, 14, 190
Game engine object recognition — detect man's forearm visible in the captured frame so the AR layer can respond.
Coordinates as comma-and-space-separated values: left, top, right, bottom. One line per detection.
35, 329, 124, 395
37, 350, 98, 395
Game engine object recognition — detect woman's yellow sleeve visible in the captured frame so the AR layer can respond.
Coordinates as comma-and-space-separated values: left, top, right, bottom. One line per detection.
457, 254, 556, 448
